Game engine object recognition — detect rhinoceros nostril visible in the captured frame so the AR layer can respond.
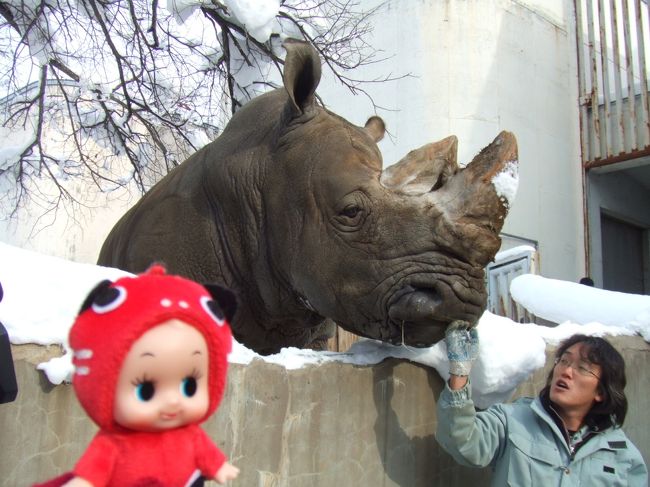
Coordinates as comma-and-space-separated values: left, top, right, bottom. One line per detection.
388, 287, 442, 324
407, 288, 443, 314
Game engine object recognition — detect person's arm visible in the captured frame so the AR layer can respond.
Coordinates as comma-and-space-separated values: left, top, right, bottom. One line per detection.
625, 444, 648, 487
435, 321, 506, 468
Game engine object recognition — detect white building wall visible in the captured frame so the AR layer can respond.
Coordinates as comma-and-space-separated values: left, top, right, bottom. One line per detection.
0, 114, 155, 264
0, 184, 136, 264
319, 0, 586, 282
2, 0, 586, 282
0, 102, 186, 264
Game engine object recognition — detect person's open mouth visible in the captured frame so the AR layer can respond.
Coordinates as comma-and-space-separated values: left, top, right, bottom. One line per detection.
555, 380, 569, 390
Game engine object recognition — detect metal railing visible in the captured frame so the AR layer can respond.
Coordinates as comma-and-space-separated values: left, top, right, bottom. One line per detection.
575, 0, 650, 166
486, 245, 538, 323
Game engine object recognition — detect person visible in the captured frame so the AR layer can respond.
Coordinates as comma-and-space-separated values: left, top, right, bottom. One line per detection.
436, 321, 648, 486
579, 276, 595, 286
34, 265, 240, 487
0, 280, 19, 404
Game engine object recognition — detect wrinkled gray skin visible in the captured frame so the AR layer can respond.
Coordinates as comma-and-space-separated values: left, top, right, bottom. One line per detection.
98, 40, 518, 355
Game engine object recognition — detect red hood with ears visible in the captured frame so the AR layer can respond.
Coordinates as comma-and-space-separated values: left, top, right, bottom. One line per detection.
69, 265, 234, 431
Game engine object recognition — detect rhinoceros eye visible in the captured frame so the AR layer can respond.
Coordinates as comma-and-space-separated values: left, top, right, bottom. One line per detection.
341, 205, 361, 219
334, 192, 368, 230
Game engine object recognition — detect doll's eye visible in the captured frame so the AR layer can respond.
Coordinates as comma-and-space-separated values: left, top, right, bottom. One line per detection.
180, 377, 198, 397
92, 286, 127, 314
135, 381, 155, 402
200, 296, 225, 326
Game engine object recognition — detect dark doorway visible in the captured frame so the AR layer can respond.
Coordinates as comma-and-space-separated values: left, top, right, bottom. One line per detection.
600, 213, 647, 294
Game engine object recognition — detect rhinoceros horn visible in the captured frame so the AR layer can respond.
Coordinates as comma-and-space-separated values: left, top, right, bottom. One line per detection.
381, 131, 518, 267
376, 132, 518, 343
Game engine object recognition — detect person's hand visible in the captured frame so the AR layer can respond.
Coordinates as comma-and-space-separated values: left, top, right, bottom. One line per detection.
215, 461, 240, 484
445, 320, 479, 377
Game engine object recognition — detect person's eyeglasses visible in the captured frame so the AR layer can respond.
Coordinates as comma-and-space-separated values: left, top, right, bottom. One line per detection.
554, 355, 600, 379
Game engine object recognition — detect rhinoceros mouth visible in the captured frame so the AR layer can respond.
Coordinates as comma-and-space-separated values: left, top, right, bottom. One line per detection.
384, 273, 485, 347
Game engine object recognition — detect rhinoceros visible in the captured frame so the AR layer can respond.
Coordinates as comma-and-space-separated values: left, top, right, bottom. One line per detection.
98, 39, 518, 355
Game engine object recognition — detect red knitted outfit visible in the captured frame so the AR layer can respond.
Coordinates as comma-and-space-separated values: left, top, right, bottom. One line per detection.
35, 266, 233, 487
73, 426, 225, 486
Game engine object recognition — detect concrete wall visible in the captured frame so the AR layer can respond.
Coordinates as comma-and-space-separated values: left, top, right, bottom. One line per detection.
319, 0, 585, 282
2, 335, 648, 486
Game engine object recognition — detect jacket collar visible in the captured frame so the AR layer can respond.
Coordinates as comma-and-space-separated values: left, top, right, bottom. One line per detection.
532, 396, 572, 453
532, 396, 625, 460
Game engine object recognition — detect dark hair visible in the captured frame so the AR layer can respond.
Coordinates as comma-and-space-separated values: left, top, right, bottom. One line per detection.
540, 334, 628, 428
579, 277, 594, 286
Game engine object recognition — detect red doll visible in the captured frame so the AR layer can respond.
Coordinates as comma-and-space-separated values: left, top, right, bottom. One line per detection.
35, 265, 240, 487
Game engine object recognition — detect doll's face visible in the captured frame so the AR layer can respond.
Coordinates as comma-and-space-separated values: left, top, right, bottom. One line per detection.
113, 319, 210, 432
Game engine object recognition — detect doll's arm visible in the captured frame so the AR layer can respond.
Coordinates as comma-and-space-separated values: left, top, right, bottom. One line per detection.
194, 428, 237, 483
61, 477, 94, 487
214, 462, 240, 484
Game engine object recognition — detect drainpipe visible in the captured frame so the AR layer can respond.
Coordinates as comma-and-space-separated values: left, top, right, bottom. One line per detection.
573, 0, 591, 278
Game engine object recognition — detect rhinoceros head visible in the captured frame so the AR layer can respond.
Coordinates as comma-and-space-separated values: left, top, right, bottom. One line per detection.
96, 40, 518, 354
266, 41, 518, 347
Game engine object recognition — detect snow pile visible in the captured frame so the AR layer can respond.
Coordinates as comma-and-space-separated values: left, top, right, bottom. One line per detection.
0, 127, 34, 172
511, 273, 650, 341
224, 0, 280, 43
0, 243, 131, 346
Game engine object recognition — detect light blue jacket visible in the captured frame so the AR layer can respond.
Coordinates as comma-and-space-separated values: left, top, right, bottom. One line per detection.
436, 382, 648, 486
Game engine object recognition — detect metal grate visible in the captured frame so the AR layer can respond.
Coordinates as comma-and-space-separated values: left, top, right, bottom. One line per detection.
486, 246, 538, 323
575, 0, 650, 166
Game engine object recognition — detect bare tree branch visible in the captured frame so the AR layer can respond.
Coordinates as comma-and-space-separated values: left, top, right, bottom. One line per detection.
0, 0, 403, 222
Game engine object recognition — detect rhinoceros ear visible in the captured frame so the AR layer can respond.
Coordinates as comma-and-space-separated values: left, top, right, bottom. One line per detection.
380, 136, 459, 195
283, 39, 321, 117
364, 116, 385, 143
